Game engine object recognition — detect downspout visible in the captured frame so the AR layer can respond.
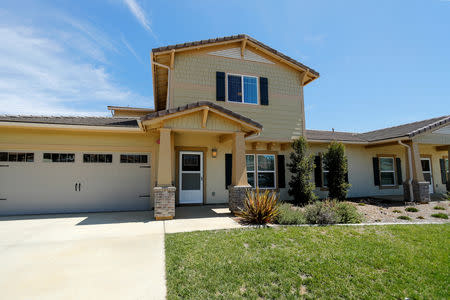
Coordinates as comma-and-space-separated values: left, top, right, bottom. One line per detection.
152, 60, 171, 110
398, 141, 414, 202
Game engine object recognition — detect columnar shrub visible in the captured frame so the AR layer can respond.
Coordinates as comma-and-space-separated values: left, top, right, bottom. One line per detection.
323, 142, 350, 200
287, 136, 316, 205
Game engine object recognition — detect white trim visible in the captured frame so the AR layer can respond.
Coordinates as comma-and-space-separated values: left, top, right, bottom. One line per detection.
0, 122, 143, 132
245, 153, 276, 189
179, 151, 203, 204
225, 73, 259, 105
420, 157, 434, 194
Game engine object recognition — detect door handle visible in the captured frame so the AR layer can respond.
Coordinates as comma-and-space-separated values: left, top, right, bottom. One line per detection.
75, 183, 78, 191
78, 182, 81, 191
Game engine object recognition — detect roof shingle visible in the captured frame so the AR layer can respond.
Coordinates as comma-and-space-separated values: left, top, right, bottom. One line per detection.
0, 116, 139, 128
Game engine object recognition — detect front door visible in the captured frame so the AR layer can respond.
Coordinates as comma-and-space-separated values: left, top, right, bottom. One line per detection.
420, 158, 434, 194
179, 151, 203, 204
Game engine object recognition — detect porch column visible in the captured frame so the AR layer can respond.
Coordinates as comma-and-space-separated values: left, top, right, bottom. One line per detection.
228, 132, 250, 213
405, 141, 429, 203
154, 128, 175, 220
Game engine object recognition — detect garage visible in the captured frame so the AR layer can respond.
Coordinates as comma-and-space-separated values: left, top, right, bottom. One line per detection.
0, 151, 151, 215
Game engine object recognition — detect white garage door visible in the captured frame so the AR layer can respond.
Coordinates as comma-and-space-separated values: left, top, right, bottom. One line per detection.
0, 151, 151, 215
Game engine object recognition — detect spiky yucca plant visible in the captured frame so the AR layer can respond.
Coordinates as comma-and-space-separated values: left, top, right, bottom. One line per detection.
236, 188, 280, 224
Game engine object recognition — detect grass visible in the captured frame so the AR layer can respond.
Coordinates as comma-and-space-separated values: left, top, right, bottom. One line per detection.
434, 206, 445, 210
405, 207, 419, 212
431, 213, 448, 219
397, 215, 412, 220
165, 225, 449, 299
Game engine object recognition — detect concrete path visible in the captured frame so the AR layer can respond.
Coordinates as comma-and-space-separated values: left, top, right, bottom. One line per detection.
0, 205, 242, 300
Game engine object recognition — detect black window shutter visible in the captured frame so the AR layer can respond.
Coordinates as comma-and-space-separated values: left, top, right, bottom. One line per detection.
345, 172, 349, 184
259, 77, 269, 105
277, 155, 286, 188
396, 158, 403, 185
314, 155, 322, 187
372, 157, 380, 186
216, 72, 225, 101
440, 159, 447, 184
225, 153, 232, 189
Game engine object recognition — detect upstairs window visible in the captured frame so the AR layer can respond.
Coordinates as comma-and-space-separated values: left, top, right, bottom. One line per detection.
227, 74, 258, 104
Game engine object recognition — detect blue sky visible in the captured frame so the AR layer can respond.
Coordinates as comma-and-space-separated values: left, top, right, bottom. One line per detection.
0, 0, 449, 132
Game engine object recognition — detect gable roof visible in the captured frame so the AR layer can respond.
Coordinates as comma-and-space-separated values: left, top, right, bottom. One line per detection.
152, 34, 319, 77
141, 101, 263, 130
0, 116, 139, 128
307, 115, 450, 143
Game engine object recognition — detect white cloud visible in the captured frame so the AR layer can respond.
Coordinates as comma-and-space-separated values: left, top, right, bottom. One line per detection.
0, 25, 150, 116
123, 0, 157, 40
121, 34, 144, 64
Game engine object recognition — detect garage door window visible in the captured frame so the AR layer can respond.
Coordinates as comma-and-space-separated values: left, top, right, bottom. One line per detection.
83, 154, 113, 163
120, 154, 148, 163
43, 153, 75, 163
0, 152, 34, 162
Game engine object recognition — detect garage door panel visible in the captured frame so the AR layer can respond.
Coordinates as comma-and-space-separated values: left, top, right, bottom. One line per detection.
0, 151, 151, 215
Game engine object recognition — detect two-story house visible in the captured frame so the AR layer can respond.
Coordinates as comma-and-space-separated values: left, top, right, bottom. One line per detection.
0, 35, 449, 218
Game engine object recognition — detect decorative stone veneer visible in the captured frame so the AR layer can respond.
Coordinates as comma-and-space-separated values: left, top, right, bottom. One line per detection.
228, 185, 250, 213
154, 186, 176, 220
403, 181, 430, 203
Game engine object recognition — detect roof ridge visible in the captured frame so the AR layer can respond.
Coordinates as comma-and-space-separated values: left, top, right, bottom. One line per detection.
306, 129, 361, 135
361, 115, 449, 135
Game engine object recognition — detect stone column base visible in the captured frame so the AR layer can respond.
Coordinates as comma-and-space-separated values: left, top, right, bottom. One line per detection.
403, 181, 430, 203
228, 185, 250, 213
154, 186, 176, 220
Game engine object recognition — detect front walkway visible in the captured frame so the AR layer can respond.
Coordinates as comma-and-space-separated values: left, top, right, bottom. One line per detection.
0, 205, 241, 300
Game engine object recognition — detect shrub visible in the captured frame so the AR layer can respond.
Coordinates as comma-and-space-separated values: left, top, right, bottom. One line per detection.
405, 207, 419, 212
431, 213, 448, 219
397, 216, 411, 220
434, 206, 445, 210
417, 216, 425, 219
442, 192, 450, 201
334, 202, 363, 224
304, 200, 338, 225
236, 188, 280, 225
287, 137, 316, 205
358, 203, 366, 206
323, 142, 350, 200
276, 203, 305, 225
393, 210, 401, 213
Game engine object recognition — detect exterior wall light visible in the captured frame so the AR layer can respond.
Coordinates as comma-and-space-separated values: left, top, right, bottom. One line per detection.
211, 148, 217, 158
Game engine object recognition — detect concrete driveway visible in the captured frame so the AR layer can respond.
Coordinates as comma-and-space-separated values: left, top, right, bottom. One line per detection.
0, 211, 166, 300
0, 205, 241, 300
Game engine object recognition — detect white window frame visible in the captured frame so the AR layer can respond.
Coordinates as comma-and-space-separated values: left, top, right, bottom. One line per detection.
245, 154, 276, 189
379, 156, 396, 187
225, 73, 259, 105
322, 160, 329, 188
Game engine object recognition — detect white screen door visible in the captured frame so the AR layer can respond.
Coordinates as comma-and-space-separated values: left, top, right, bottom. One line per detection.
420, 158, 433, 194
179, 151, 203, 204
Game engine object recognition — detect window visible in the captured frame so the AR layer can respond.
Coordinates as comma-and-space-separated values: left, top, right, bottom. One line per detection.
120, 154, 148, 163
43, 153, 75, 163
322, 161, 329, 187
379, 157, 395, 186
245, 154, 276, 188
83, 154, 112, 163
0, 152, 34, 162
227, 74, 258, 104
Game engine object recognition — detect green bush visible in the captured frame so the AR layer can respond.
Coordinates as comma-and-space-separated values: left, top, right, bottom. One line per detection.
323, 142, 350, 200
397, 216, 412, 220
393, 210, 401, 213
334, 202, 363, 224
405, 207, 419, 212
276, 203, 305, 225
287, 136, 316, 205
431, 213, 448, 219
433, 206, 445, 210
236, 188, 280, 225
304, 200, 337, 225
417, 216, 425, 219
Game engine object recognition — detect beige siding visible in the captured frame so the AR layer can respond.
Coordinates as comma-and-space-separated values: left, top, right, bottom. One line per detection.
170, 51, 305, 141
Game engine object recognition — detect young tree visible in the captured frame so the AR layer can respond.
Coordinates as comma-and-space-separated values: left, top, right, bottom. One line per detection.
323, 142, 350, 200
287, 136, 316, 205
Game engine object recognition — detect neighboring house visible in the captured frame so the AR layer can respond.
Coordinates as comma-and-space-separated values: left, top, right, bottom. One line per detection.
0, 34, 449, 218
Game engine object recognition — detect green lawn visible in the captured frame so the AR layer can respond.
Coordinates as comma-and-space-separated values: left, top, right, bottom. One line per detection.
165, 224, 449, 299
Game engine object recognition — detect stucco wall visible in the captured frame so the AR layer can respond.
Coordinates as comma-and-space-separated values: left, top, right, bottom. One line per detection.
170, 51, 305, 141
